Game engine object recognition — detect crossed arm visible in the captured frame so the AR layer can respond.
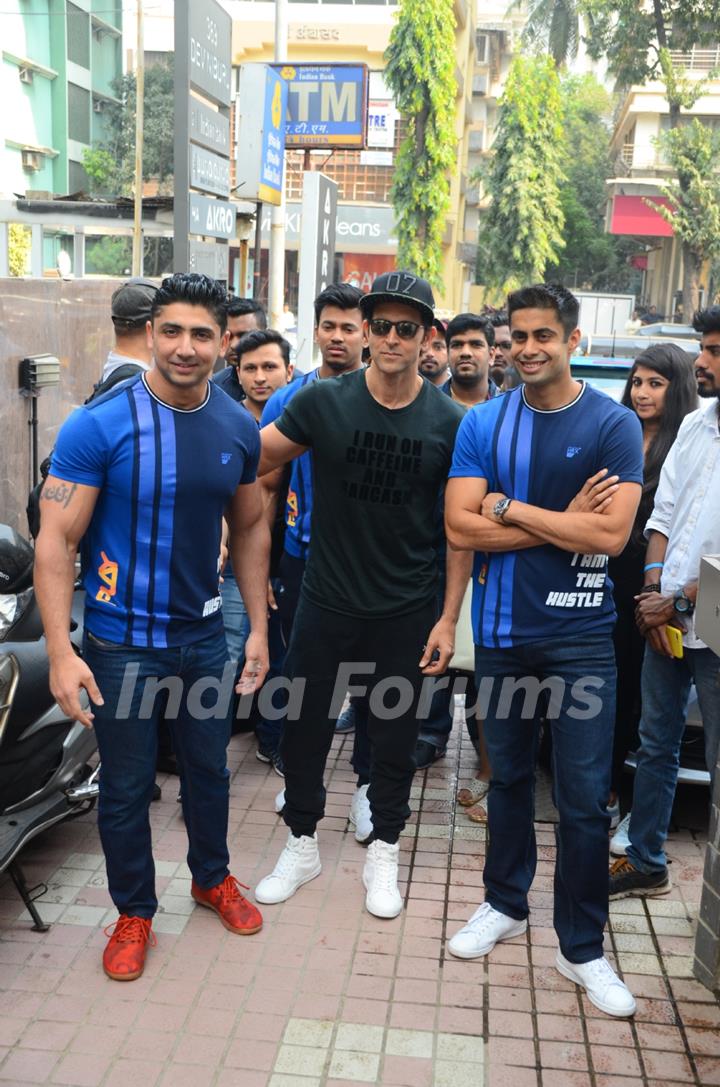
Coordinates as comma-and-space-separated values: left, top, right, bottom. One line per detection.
445, 472, 641, 557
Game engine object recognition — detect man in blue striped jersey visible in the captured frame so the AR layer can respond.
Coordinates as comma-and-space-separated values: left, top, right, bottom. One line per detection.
35, 273, 270, 981
445, 283, 643, 1018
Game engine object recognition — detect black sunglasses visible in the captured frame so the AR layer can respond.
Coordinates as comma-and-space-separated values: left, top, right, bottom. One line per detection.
368, 318, 422, 340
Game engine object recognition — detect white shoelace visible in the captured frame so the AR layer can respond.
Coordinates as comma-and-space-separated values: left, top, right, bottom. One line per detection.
579, 956, 622, 990
371, 847, 398, 892
463, 903, 497, 932
274, 838, 308, 877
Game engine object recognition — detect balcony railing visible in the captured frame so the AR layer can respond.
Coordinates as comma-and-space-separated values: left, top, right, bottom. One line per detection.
667, 47, 720, 71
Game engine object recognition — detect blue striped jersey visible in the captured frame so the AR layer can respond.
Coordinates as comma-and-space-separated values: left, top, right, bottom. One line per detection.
261, 368, 319, 560
449, 382, 644, 648
51, 374, 260, 648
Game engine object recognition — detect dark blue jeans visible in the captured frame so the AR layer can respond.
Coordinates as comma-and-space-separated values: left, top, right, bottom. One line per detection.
628, 644, 720, 874
475, 634, 616, 964
84, 629, 233, 918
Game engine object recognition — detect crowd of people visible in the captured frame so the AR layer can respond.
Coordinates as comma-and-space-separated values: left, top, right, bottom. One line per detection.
32, 269, 720, 1022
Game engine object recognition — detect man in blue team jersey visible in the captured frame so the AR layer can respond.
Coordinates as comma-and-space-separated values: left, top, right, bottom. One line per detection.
445, 283, 644, 1018
35, 273, 270, 982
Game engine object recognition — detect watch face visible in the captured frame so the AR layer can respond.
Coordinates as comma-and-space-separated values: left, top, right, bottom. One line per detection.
674, 594, 690, 613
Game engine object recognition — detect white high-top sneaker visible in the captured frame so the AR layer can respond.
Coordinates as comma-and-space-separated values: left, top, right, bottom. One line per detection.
254, 832, 321, 904
349, 784, 373, 844
363, 839, 402, 918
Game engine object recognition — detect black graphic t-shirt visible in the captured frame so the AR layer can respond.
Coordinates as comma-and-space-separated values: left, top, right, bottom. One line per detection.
275, 368, 464, 618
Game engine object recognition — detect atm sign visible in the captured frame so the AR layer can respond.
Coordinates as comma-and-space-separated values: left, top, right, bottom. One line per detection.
276, 64, 368, 149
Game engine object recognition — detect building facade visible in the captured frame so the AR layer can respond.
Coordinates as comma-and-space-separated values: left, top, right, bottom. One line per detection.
606, 46, 720, 316
1, 0, 123, 199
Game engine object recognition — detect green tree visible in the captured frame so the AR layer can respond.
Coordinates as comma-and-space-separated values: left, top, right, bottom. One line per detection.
550, 74, 635, 291
649, 120, 720, 314
384, 0, 457, 287
477, 55, 566, 295
85, 235, 132, 276
581, 0, 720, 312
517, 0, 581, 68
84, 58, 175, 196
8, 224, 31, 276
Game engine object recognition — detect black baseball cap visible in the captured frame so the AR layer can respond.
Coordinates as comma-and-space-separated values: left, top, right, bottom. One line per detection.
360, 271, 435, 326
111, 277, 158, 326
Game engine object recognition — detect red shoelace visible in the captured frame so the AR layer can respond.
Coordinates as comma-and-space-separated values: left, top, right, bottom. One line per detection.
104, 914, 157, 947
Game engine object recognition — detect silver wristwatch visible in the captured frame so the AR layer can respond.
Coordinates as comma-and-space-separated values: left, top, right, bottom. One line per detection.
493, 497, 513, 521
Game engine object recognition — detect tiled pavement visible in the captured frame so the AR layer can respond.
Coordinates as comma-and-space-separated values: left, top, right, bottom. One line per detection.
1, 718, 718, 1087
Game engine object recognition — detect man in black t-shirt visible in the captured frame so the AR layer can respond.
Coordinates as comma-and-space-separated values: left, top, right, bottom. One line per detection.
254, 272, 468, 919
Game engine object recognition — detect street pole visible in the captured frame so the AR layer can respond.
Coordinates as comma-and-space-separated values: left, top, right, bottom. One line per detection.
131, 0, 144, 276
268, 0, 287, 328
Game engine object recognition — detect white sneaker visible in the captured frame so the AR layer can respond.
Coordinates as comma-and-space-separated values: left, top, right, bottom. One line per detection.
606, 798, 621, 830
349, 784, 373, 843
254, 832, 321, 904
556, 951, 636, 1017
363, 840, 402, 918
448, 902, 527, 959
274, 788, 285, 815
610, 812, 631, 856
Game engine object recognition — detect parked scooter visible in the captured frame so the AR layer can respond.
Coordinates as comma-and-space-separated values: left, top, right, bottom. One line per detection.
0, 524, 98, 931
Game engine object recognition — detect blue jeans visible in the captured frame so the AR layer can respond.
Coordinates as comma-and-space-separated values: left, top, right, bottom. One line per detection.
628, 644, 720, 874
84, 629, 233, 917
220, 572, 249, 665
476, 635, 616, 964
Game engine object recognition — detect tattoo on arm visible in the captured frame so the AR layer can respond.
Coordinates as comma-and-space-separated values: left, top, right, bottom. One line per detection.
42, 482, 77, 508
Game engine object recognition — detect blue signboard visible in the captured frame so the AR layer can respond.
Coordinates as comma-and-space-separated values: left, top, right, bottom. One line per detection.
259, 66, 287, 203
276, 64, 368, 148
236, 64, 287, 205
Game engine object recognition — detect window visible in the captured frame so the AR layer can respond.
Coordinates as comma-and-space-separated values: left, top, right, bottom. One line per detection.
67, 2, 91, 69
285, 119, 406, 203
68, 83, 90, 144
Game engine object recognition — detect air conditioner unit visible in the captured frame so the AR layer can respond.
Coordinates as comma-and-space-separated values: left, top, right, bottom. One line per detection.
18, 66, 33, 85
93, 99, 103, 113
21, 149, 41, 172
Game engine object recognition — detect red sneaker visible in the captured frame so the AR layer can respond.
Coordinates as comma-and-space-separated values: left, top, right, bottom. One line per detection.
191, 874, 263, 935
102, 914, 156, 981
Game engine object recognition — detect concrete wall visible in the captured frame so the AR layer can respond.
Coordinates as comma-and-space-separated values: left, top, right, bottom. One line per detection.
0, 277, 119, 536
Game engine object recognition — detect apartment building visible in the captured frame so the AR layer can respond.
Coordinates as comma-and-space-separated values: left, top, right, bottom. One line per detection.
606, 46, 720, 315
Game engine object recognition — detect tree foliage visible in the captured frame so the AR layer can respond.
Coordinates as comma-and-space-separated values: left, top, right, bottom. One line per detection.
83, 58, 175, 196
649, 120, 720, 306
477, 55, 566, 295
384, 0, 457, 287
581, 1, 720, 119
8, 224, 31, 277
518, 0, 581, 68
580, 0, 720, 311
550, 74, 636, 290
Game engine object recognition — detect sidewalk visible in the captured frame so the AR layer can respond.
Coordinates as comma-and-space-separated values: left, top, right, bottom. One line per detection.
0, 720, 717, 1087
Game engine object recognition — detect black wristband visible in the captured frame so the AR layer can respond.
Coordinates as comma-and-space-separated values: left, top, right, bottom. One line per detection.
640, 583, 662, 594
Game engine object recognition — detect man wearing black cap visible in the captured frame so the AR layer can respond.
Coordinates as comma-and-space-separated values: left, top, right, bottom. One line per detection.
254, 271, 467, 919
101, 278, 158, 383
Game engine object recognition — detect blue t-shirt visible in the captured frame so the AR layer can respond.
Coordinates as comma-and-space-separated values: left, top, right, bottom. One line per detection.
448, 382, 644, 648
51, 374, 260, 648
261, 368, 319, 560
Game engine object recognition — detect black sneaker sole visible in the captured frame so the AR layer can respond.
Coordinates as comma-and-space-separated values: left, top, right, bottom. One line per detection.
609, 876, 672, 900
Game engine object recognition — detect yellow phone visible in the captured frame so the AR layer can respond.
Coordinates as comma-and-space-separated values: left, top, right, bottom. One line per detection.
665, 625, 684, 659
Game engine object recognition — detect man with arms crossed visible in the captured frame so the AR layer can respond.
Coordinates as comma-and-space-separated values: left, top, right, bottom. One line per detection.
35, 273, 270, 981
445, 283, 643, 1017
255, 271, 467, 918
